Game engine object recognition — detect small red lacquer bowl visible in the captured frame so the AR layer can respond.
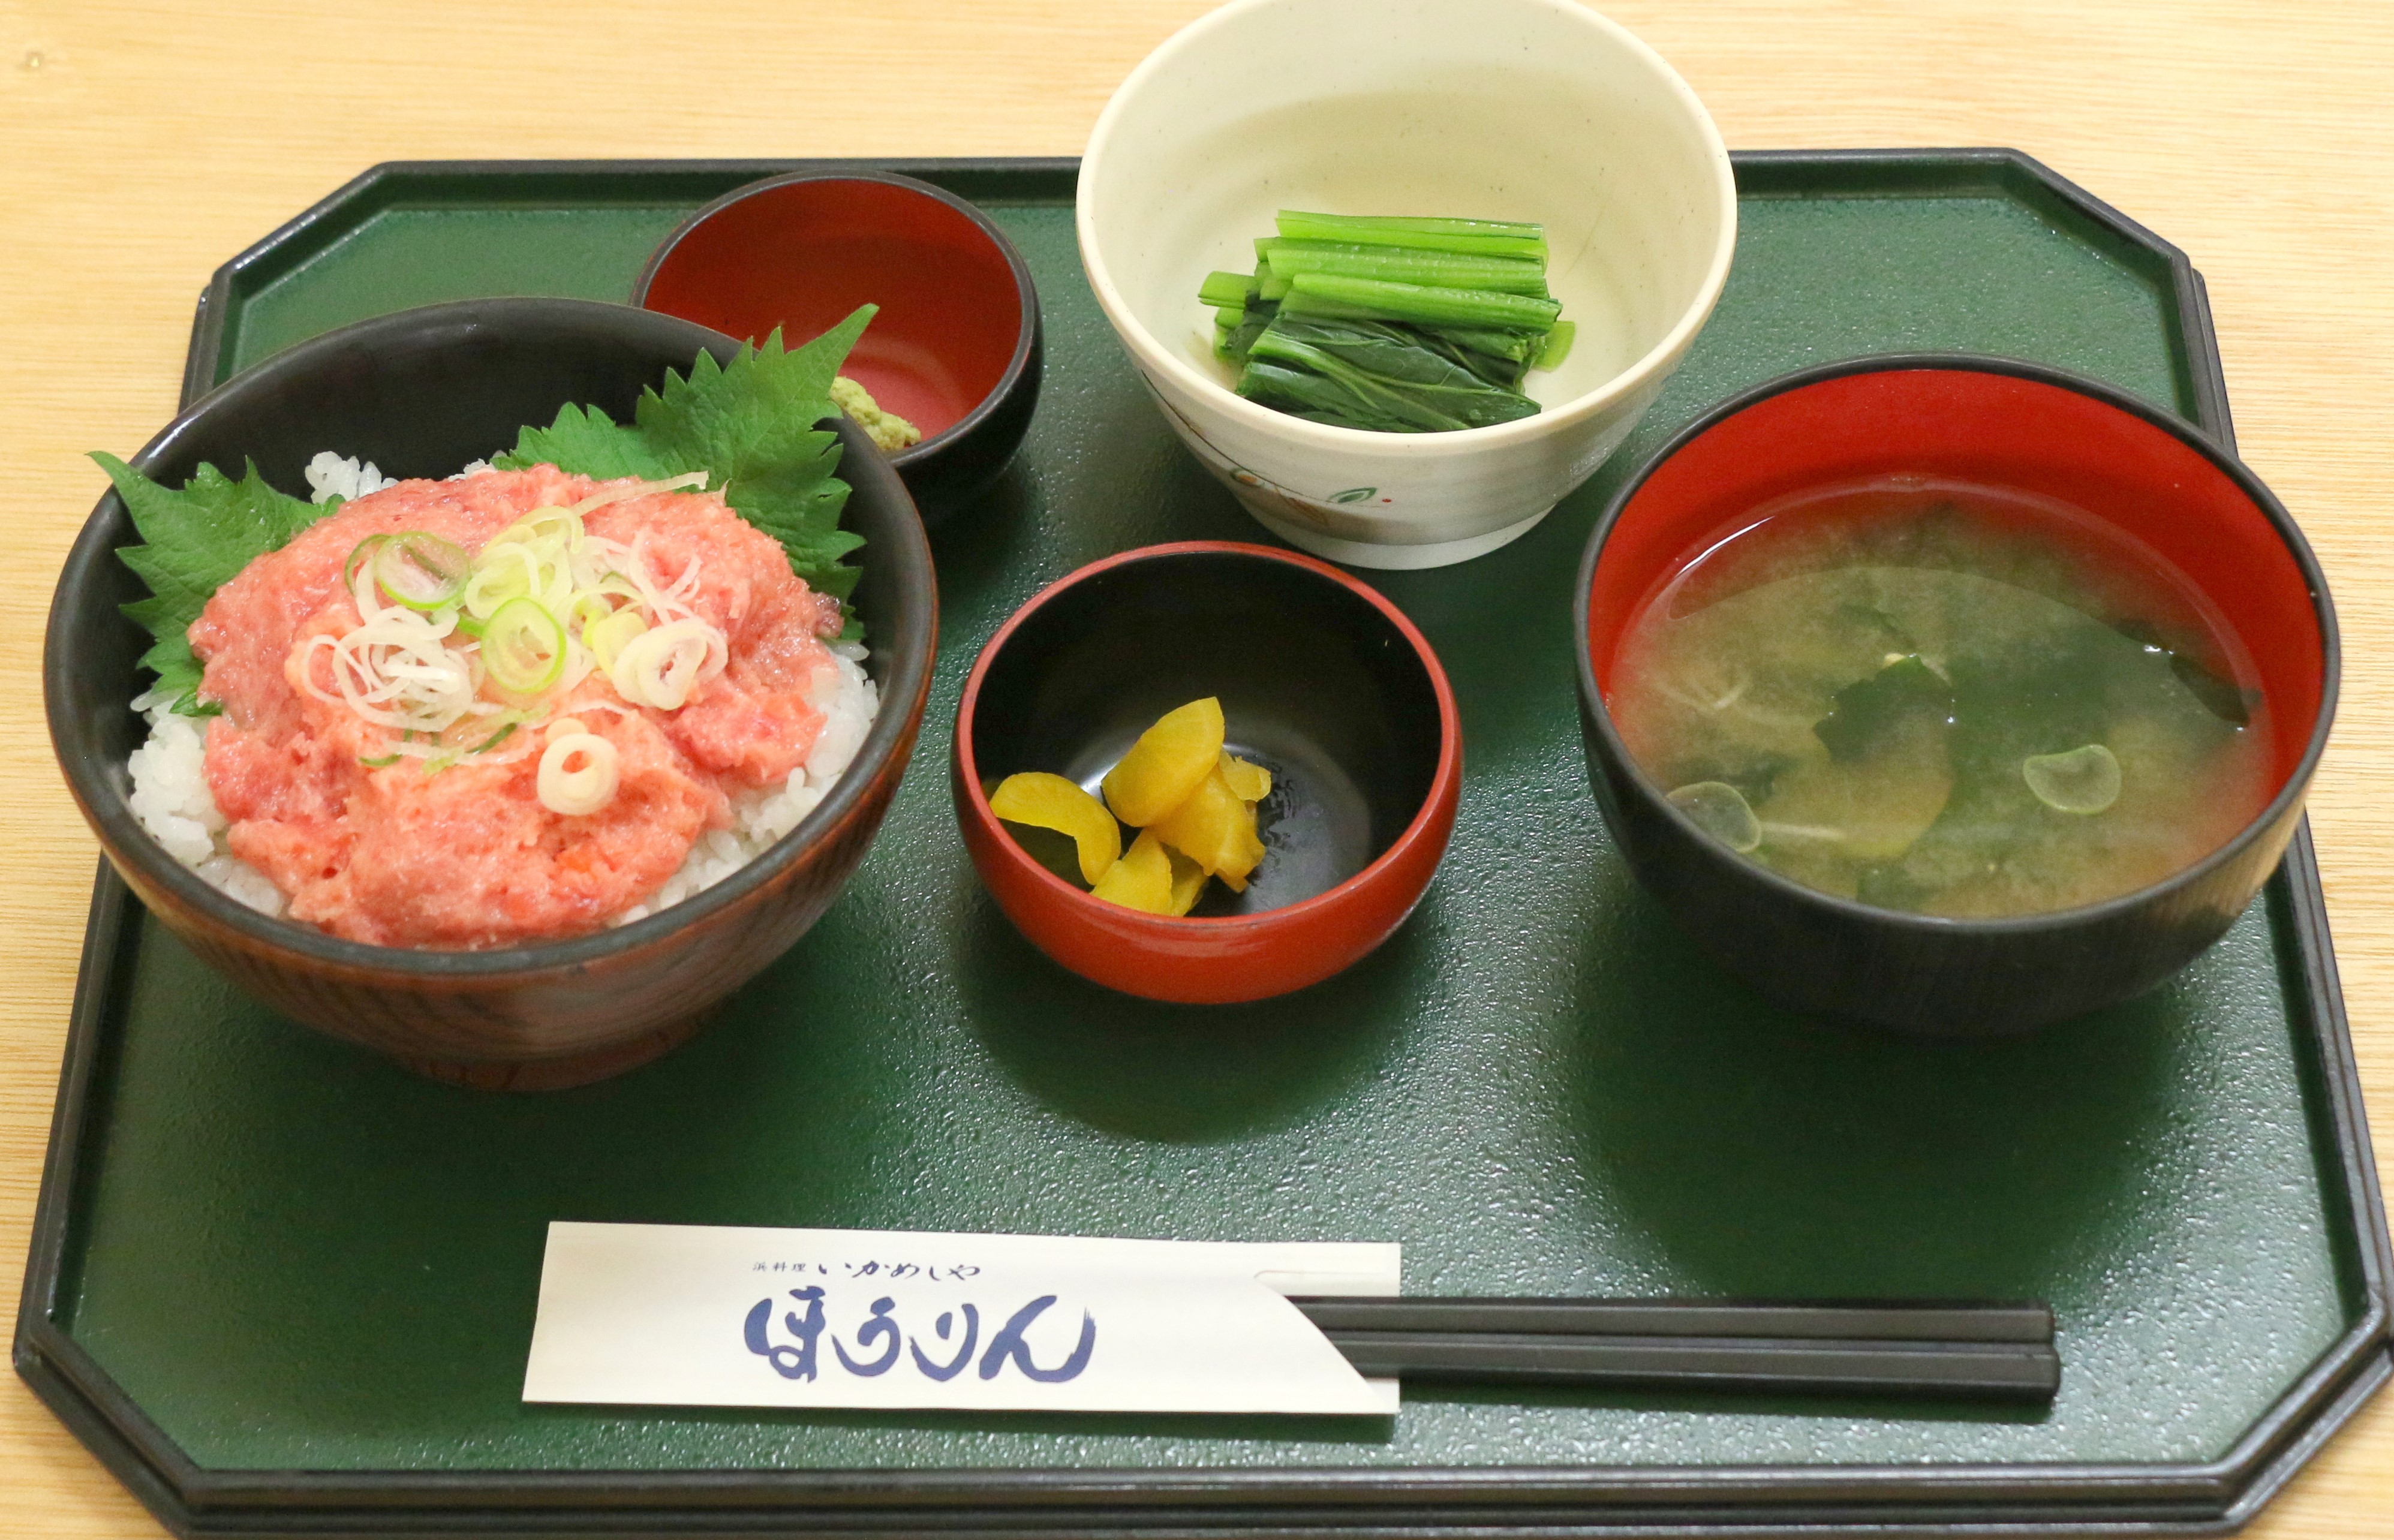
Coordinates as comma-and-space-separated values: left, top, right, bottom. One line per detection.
954, 542, 1462, 1004
636, 170, 1042, 522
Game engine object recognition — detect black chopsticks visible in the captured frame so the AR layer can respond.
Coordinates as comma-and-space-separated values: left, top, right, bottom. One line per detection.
1291, 1297, 2059, 1403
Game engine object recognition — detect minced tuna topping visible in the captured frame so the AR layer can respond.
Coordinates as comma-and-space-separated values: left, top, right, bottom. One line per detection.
190, 466, 844, 949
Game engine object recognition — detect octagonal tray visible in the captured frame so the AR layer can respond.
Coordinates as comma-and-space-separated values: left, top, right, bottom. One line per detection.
19, 151, 2390, 1538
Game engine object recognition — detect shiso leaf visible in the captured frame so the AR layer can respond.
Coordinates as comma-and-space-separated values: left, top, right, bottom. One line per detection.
494, 306, 875, 620
494, 402, 679, 485
98, 452, 323, 715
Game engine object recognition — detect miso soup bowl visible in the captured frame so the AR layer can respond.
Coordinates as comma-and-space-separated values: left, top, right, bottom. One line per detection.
1078, 0, 1736, 570
1573, 355, 2338, 1036
44, 298, 938, 1089
954, 542, 1462, 1003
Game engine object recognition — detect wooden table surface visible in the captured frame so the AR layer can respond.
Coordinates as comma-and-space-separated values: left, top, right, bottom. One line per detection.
3, 1, 2389, 1533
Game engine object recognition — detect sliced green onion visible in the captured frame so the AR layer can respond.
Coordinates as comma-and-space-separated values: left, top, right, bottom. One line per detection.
358, 753, 402, 768
568, 471, 705, 516
583, 607, 649, 672
1668, 781, 1763, 853
470, 720, 520, 755
2023, 744, 2122, 814
506, 506, 582, 548
481, 597, 567, 696
462, 543, 538, 620
374, 531, 470, 612
564, 591, 617, 635
538, 730, 621, 816
342, 534, 390, 592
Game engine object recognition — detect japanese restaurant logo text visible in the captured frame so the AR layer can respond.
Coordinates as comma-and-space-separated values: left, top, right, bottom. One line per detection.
742, 1288, 1098, 1385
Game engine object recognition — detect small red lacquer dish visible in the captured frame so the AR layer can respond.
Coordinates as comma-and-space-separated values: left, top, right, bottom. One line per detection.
954, 542, 1462, 1004
636, 170, 1042, 523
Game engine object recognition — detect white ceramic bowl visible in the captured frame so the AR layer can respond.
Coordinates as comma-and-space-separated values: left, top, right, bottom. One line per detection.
1078, 0, 1737, 569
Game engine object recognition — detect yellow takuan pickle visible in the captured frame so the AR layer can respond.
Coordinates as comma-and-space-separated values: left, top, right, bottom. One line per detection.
1102, 697, 1225, 825
1166, 846, 1207, 917
1000, 697, 1270, 914
1148, 762, 1267, 892
1091, 829, 1176, 913
1219, 751, 1271, 804
988, 771, 1122, 884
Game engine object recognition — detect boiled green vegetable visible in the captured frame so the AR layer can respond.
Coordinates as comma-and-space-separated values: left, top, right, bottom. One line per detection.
1271, 211, 1548, 261
1279, 272, 1562, 332
1238, 315, 1541, 432
1201, 210, 1571, 434
1259, 240, 1550, 297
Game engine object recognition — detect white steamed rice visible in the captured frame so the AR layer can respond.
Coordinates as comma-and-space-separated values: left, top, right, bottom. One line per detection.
303, 450, 402, 504
126, 453, 881, 933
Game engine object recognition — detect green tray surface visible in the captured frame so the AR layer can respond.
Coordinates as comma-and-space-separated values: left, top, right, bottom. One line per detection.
52, 157, 2372, 1479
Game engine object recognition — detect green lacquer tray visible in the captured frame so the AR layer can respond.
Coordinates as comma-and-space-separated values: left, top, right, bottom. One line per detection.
19, 153, 2390, 1538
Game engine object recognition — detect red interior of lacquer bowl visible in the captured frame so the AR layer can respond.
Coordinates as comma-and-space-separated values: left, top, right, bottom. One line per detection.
641, 179, 1021, 438
1583, 368, 2327, 788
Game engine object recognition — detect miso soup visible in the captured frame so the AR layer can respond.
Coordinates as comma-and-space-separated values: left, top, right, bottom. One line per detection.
1609, 479, 2274, 918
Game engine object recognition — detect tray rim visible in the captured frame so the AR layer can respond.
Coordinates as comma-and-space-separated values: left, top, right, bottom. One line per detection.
18, 148, 2389, 1539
